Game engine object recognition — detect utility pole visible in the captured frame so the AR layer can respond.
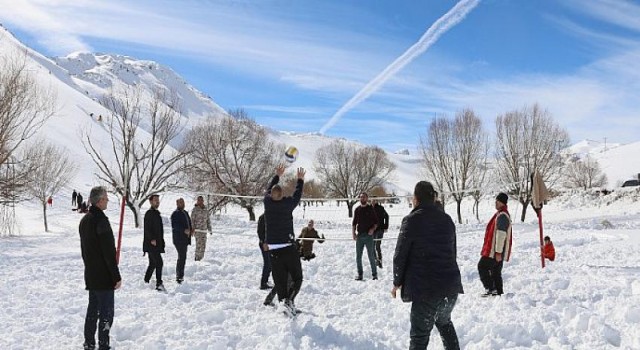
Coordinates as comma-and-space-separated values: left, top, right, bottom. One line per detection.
603, 137, 607, 152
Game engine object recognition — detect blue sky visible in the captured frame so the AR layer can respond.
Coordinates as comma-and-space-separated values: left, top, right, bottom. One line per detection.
1, 0, 639, 151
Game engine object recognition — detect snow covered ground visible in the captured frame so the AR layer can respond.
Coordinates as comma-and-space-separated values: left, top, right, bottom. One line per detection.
2, 189, 640, 349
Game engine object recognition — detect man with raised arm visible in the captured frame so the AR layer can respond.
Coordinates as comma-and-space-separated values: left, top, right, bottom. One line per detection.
263, 164, 305, 316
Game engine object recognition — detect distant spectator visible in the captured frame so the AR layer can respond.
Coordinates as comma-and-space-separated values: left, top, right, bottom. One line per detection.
72, 189, 78, 207
297, 220, 324, 261
47, 196, 53, 207
77, 193, 84, 211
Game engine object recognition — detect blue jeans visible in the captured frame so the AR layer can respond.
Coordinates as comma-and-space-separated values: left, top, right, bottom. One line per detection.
259, 243, 272, 286
409, 294, 460, 350
356, 234, 377, 278
84, 290, 114, 350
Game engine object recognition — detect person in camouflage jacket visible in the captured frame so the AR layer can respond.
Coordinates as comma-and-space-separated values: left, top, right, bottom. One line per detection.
191, 196, 212, 261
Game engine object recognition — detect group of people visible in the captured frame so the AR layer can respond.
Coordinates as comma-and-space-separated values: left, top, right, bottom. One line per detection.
78, 169, 558, 350
351, 193, 390, 280
72, 189, 88, 213
142, 195, 212, 291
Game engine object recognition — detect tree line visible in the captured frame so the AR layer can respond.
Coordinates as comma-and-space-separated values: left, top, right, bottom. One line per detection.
1, 51, 610, 233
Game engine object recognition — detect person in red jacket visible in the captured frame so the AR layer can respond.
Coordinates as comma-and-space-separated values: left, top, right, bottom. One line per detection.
543, 236, 555, 261
478, 192, 512, 297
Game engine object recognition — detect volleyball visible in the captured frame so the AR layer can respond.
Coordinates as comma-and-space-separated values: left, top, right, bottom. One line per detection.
284, 146, 299, 163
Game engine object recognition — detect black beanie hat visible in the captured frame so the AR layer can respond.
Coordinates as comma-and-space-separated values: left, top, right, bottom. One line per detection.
496, 192, 508, 205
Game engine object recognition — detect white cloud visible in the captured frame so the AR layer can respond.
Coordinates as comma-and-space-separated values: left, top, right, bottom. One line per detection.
565, 0, 640, 33
0, 0, 637, 147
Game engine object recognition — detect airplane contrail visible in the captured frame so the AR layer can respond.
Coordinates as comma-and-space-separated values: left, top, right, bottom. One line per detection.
319, 0, 481, 134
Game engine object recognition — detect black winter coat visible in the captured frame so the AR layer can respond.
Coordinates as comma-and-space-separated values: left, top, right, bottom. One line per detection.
373, 203, 389, 230
143, 208, 165, 253
171, 209, 192, 246
263, 175, 303, 245
79, 206, 122, 290
393, 202, 463, 302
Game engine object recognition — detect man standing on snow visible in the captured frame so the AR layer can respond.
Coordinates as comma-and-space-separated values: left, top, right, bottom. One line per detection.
372, 199, 389, 268
171, 198, 193, 284
191, 196, 211, 261
263, 164, 305, 315
143, 194, 165, 291
392, 181, 463, 350
77, 192, 84, 211
79, 186, 122, 350
352, 192, 378, 280
478, 192, 513, 297
72, 189, 78, 207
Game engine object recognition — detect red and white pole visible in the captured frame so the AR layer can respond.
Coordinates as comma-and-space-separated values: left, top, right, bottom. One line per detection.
116, 194, 126, 264
537, 209, 545, 269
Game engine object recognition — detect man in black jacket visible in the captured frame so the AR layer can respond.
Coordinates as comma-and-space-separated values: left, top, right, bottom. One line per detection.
171, 198, 193, 284
392, 181, 463, 350
352, 193, 378, 280
257, 214, 273, 290
79, 186, 122, 350
372, 199, 389, 268
143, 194, 165, 291
263, 164, 305, 316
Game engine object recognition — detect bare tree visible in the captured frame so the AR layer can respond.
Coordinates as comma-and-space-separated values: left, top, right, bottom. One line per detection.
0, 51, 56, 235
25, 141, 77, 232
420, 109, 489, 224
182, 109, 283, 221
495, 103, 569, 222
314, 140, 396, 217
282, 176, 325, 200
181, 161, 232, 215
0, 53, 56, 203
83, 87, 186, 227
563, 156, 607, 190
469, 161, 490, 222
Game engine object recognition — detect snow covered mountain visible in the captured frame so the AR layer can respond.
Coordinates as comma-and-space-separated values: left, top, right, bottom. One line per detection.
53, 51, 227, 123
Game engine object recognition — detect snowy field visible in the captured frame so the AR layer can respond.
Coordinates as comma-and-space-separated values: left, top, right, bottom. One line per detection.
2, 189, 640, 349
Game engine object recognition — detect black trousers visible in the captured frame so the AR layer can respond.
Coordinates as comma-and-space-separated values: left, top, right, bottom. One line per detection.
259, 243, 272, 286
478, 256, 504, 294
144, 251, 163, 286
409, 294, 460, 350
175, 244, 188, 280
374, 229, 384, 261
269, 245, 303, 303
84, 290, 114, 350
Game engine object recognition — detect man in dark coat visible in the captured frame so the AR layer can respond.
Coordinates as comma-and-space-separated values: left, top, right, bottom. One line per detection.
263, 164, 305, 315
352, 192, 378, 280
392, 181, 463, 350
77, 193, 84, 211
143, 194, 165, 291
171, 198, 193, 284
72, 189, 78, 207
257, 214, 273, 290
79, 186, 122, 350
372, 199, 389, 268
